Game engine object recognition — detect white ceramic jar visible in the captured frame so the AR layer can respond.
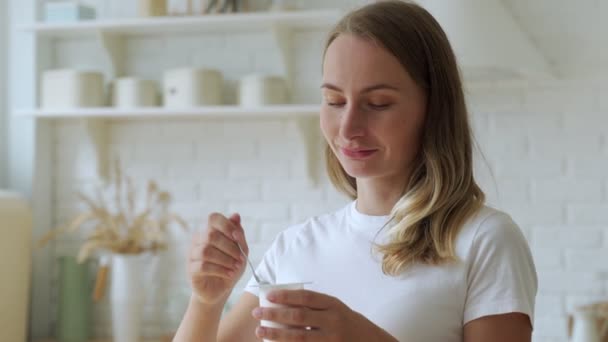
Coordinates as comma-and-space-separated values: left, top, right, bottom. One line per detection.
111, 78, 159, 108
163, 68, 223, 108
41, 69, 105, 108
238, 74, 289, 107
138, 0, 168, 17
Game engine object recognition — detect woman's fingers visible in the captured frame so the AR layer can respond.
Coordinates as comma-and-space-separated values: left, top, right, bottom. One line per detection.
190, 260, 235, 279
208, 212, 242, 242
190, 243, 241, 270
203, 225, 242, 262
255, 325, 325, 341
188, 212, 249, 280
253, 306, 325, 328
228, 213, 249, 255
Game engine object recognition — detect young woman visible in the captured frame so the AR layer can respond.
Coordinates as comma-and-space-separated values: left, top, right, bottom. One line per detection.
174, 1, 537, 341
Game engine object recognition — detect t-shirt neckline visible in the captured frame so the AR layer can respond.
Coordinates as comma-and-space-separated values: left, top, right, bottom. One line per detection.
347, 200, 392, 235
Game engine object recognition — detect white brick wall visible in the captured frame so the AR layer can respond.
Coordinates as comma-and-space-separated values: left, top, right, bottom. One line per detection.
35, 4, 608, 342
469, 80, 608, 341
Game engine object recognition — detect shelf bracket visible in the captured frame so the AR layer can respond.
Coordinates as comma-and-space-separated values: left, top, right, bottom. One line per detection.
76, 118, 109, 181
271, 24, 295, 102
272, 25, 322, 182
97, 31, 126, 81
89, 30, 122, 182
296, 115, 322, 185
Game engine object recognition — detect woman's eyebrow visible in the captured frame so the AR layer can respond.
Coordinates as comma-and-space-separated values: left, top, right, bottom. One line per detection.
320, 83, 400, 93
320, 83, 342, 91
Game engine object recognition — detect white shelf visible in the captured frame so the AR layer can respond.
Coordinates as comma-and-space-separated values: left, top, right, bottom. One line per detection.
18, 11, 329, 183
22, 10, 341, 37
15, 105, 321, 119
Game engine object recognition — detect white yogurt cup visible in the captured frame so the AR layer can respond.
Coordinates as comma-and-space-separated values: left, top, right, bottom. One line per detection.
257, 282, 312, 340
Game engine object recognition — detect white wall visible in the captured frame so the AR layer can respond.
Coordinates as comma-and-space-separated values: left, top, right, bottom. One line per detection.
17, 1, 608, 342
468, 81, 608, 342
7, 1, 56, 339
7, 0, 38, 198
0, 0, 7, 187
505, 0, 608, 79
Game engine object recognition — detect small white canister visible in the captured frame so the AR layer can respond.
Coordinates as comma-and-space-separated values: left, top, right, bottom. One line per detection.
41, 69, 105, 108
111, 78, 159, 108
238, 74, 289, 107
138, 0, 167, 17
163, 68, 223, 108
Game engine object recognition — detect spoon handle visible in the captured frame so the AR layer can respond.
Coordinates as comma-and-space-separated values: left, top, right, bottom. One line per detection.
236, 241, 263, 284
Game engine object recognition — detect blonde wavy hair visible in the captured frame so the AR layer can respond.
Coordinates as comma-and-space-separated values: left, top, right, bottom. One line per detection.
323, 0, 485, 275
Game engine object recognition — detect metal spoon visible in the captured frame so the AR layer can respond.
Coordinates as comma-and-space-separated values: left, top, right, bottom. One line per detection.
236, 241, 269, 285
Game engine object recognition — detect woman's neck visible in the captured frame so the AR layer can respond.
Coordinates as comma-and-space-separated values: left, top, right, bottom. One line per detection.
355, 174, 408, 216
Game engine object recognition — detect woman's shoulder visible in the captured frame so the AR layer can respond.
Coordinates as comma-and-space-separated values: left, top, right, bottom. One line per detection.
268, 202, 352, 255
456, 205, 528, 258
460, 205, 519, 234
471, 205, 524, 240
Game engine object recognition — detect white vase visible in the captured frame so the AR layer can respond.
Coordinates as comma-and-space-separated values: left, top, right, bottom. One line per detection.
571, 309, 602, 342
111, 254, 146, 342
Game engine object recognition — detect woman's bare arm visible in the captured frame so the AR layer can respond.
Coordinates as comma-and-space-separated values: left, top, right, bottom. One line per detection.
173, 292, 260, 342
464, 313, 532, 342
217, 292, 261, 342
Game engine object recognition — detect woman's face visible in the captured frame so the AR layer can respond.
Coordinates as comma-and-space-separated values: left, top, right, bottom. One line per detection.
320, 34, 427, 182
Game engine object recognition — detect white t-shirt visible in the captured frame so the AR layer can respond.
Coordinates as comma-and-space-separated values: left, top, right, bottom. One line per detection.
244, 201, 537, 342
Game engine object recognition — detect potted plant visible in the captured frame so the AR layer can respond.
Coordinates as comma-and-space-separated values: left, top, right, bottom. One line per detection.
39, 159, 189, 342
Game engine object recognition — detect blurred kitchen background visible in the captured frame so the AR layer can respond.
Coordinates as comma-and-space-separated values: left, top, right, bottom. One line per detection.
0, 0, 607, 341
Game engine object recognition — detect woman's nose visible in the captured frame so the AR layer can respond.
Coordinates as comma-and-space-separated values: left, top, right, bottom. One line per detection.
339, 104, 366, 140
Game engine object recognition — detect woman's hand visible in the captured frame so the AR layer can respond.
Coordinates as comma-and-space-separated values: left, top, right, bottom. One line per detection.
251, 289, 398, 341
188, 212, 249, 306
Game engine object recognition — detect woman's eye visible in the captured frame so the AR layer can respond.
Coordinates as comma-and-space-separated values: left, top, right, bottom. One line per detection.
369, 103, 391, 109
326, 99, 345, 107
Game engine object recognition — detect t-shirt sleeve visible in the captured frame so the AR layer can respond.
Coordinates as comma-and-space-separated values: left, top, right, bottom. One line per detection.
463, 212, 538, 326
243, 231, 286, 296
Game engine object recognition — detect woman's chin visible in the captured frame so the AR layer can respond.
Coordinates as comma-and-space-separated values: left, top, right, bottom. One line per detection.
342, 165, 381, 179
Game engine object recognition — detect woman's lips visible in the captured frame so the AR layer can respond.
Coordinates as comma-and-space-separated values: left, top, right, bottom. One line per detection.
340, 147, 378, 159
